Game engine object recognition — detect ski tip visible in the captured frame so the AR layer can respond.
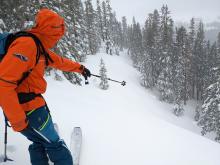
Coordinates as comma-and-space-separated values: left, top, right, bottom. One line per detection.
73, 127, 82, 132
74, 127, 81, 131
73, 127, 82, 135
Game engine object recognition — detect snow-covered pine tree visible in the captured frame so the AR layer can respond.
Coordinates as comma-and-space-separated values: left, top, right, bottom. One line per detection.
0, 19, 6, 33
140, 57, 154, 88
84, 0, 100, 55
177, 23, 193, 105
0, 0, 31, 32
99, 58, 109, 90
101, 1, 108, 41
127, 25, 133, 55
173, 26, 188, 116
101, 0, 121, 55
129, 18, 144, 69
156, 62, 174, 103
101, 0, 113, 54
156, 5, 175, 103
202, 41, 212, 92
21, 0, 41, 29
141, 14, 155, 88
197, 40, 220, 140
150, 10, 161, 84
106, 0, 113, 35
96, 0, 104, 42
209, 43, 220, 84
193, 21, 220, 139
188, 18, 196, 99
193, 21, 206, 100
111, 12, 123, 55
198, 81, 220, 141
115, 21, 123, 53
141, 10, 160, 88
121, 16, 129, 49
70, 0, 89, 62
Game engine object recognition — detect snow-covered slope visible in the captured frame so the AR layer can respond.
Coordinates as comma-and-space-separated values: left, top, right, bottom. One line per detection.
1, 51, 220, 165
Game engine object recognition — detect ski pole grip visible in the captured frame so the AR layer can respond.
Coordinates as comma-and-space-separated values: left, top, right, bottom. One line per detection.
84, 75, 89, 85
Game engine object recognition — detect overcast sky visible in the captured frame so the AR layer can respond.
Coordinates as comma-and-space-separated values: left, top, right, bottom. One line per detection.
107, 0, 220, 24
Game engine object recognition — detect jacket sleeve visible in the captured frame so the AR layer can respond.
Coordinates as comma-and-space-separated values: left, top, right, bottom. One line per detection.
47, 50, 84, 73
0, 37, 36, 132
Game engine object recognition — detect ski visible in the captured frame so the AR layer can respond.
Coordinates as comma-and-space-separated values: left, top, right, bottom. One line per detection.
70, 127, 82, 165
53, 123, 59, 135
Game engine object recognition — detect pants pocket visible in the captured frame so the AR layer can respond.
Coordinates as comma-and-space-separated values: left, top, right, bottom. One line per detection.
27, 106, 49, 130
26, 106, 59, 143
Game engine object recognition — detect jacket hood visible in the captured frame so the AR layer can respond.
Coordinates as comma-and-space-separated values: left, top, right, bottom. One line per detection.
29, 8, 65, 49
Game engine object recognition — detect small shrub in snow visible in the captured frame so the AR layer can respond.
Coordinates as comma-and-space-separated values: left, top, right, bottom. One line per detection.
54, 72, 63, 81
173, 103, 184, 116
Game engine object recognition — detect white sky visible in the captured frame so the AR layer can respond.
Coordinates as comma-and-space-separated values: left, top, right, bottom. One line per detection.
107, 0, 220, 24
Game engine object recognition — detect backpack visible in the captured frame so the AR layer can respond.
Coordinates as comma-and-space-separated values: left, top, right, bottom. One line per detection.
0, 31, 54, 85
0, 32, 10, 59
0, 31, 54, 104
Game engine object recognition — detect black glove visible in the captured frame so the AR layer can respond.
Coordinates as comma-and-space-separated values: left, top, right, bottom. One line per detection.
81, 65, 91, 78
80, 65, 91, 85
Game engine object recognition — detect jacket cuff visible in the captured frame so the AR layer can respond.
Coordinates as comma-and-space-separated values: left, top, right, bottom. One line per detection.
79, 65, 85, 73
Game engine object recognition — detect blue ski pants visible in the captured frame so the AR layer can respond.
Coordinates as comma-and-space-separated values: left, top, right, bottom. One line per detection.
20, 105, 73, 165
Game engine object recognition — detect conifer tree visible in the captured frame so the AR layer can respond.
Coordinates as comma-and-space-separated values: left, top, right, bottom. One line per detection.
156, 5, 175, 103
173, 26, 188, 115
101, 0, 121, 55
102, 1, 108, 41
198, 81, 220, 141
129, 18, 144, 68
0, 0, 35, 31
122, 16, 128, 48
84, 0, 99, 54
96, 0, 104, 41
70, 0, 89, 62
0, 19, 6, 33
188, 18, 196, 99
99, 58, 109, 90
141, 10, 160, 88
198, 41, 220, 139
193, 21, 206, 100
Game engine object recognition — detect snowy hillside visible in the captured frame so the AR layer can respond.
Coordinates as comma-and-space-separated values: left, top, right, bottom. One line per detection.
1, 51, 220, 165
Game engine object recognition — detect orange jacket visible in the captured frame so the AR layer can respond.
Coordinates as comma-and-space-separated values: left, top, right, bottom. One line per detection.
0, 9, 83, 132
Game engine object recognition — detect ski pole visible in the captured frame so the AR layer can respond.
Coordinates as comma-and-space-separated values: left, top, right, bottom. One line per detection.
91, 74, 126, 86
3, 116, 13, 162
84, 75, 89, 85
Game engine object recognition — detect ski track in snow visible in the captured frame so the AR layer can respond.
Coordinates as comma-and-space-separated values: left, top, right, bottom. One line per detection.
1, 51, 220, 165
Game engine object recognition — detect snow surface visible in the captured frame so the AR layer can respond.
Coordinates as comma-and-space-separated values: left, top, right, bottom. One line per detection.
1, 51, 220, 165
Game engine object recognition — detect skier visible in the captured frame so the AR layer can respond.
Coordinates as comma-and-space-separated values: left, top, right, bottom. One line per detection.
0, 8, 91, 165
